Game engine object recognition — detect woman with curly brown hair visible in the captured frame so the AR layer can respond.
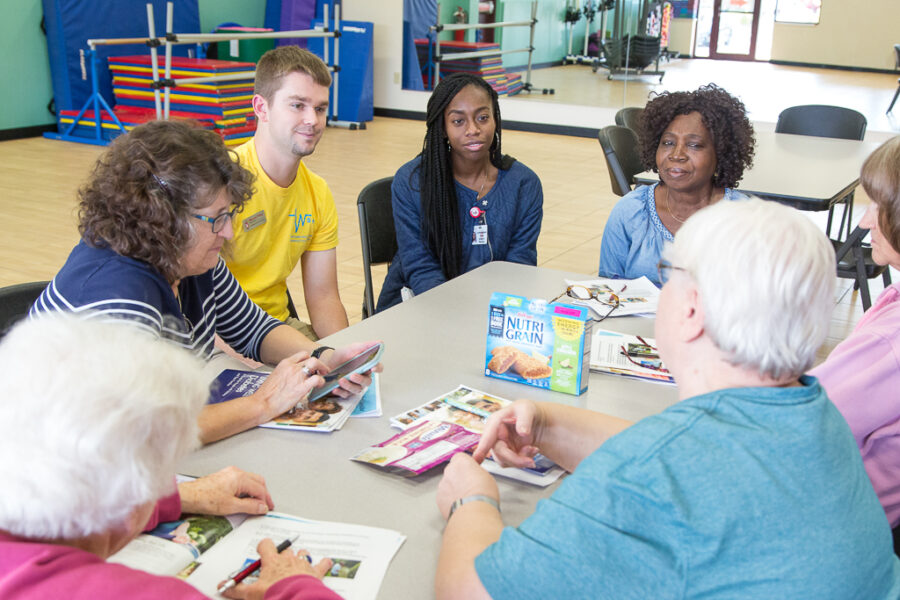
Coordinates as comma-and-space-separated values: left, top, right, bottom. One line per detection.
598, 84, 755, 285
31, 120, 379, 444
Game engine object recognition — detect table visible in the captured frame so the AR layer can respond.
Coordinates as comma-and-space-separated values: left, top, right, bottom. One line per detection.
635, 131, 882, 235
181, 262, 680, 598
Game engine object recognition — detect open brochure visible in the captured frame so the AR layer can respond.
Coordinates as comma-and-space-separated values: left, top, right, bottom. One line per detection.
561, 276, 659, 317
353, 386, 565, 486
590, 329, 675, 385
209, 369, 360, 432
351, 372, 382, 418
109, 511, 405, 600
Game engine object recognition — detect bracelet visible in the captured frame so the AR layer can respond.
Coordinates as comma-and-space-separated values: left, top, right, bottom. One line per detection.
447, 494, 500, 521
311, 346, 334, 360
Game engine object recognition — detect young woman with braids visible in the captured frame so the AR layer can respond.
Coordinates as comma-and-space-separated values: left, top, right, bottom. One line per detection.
375, 73, 543, 312
598, 84, 755, 286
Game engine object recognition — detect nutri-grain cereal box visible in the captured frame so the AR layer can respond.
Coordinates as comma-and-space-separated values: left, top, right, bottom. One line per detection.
484, 293, 591, 395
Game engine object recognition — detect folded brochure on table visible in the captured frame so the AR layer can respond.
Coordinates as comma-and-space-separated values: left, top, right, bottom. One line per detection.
590, 329, 675, 385
209, 369, 362, 432
109, 510, 404, 600
353, 385, 565, 486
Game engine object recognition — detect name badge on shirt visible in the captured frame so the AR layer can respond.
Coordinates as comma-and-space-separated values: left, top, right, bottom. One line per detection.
242, 210, 267, 231
473, 223, 488, 245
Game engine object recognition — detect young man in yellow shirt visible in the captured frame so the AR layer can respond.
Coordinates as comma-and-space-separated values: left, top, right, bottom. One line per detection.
226, 46, 349, 342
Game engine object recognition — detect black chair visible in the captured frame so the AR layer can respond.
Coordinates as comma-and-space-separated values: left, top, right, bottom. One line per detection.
614, 107, 643, 135
888, 44, 900, 114
0, 281, 49, 340
775, 104, 867, 240
286, 288, 300, 319
832, 225, 891, 311
357, 176, 397, 318
598, 125, 644, 197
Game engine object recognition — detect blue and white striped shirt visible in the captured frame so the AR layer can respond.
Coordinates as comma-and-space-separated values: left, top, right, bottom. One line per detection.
31, 241, 281, 361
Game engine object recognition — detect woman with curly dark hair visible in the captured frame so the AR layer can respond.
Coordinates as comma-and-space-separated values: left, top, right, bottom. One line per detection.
31, 120, 379, 443
375, 73, 543, 312
599, 84, 755, 285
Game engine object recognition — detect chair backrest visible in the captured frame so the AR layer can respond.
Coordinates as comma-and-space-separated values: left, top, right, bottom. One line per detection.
357, 176, 397, 318
598, 125, 644, 197
894, 44, 900, 70
775, 104, 867, 141
0, 281, 49, 340
614, 107, 644, 134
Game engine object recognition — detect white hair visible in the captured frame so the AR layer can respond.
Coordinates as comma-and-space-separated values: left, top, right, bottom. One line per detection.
0, 314, 209, 539
664, 198, 835, 380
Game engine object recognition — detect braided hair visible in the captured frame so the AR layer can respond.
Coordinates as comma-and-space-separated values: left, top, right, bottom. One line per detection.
417, 73, 511, 280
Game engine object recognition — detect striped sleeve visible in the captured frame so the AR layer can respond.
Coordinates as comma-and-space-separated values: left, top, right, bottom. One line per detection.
212, 259, 281, 362
30, 277, 165, 340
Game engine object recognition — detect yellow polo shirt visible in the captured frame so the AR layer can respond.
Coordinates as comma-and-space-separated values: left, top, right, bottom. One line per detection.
226, 139, 339, 321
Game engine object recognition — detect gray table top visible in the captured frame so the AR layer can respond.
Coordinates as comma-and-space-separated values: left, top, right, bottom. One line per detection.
182, 262, 679, 599
635, 131, 883, 211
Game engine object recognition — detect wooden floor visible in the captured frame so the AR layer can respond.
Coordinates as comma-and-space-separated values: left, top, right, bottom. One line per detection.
1, 58, 895, 362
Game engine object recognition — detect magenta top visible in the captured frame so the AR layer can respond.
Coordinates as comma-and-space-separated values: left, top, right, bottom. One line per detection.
0, 492, 341, 600
811, 282, 900, 528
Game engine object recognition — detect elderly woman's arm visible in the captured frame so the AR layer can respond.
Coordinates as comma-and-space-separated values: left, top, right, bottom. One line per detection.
473, 401, 633, 473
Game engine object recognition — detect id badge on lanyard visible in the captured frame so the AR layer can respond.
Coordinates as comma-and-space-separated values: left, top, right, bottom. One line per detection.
470, 205, 487, 245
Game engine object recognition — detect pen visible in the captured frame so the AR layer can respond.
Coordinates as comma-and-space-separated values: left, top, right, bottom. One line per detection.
217, 535, 300, 593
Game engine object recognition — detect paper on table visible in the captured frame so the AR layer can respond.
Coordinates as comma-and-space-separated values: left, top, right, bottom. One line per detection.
562, 276, 659, 317
183, 512, 405, 600
590, 329, 675, 385
351, 372, 382, 418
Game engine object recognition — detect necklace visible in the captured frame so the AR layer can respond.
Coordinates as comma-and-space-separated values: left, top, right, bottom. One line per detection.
476, 167, 488, 200
664, 186, 687, 224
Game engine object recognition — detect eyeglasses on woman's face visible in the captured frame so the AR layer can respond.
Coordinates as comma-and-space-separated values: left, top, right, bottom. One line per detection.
656, 260, 688, 285
192, 207, 238, 234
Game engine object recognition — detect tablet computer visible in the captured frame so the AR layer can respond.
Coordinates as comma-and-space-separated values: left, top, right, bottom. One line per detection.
307, 343, 384, 402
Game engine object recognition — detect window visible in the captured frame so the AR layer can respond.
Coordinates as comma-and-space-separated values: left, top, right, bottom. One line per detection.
775, 0, 821, 24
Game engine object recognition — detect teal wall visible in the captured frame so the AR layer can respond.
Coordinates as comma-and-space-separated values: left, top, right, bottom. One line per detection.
499, 0, 642, 69
0, 0, 266, 132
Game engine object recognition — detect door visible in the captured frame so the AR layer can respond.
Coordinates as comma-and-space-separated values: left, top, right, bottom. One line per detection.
708, 0, 761, 60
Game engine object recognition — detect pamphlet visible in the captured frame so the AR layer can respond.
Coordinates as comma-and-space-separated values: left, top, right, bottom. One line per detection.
562, 276, 660, 317
351, 372, 382, 418
378, 386, 566, 487
590, 329, 675, 385
209, 369, 361, 432
110, 511, 405, 600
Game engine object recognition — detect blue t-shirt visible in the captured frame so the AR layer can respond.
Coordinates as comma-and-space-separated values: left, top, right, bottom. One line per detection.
30, 241, 280, 362
598, 183, 745, 285
476, 377, 900, 599
376, 155, 543, 312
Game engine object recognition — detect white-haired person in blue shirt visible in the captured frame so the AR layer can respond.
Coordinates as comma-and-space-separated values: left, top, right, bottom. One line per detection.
0, 315, 339, 599
435, 198, 900, 599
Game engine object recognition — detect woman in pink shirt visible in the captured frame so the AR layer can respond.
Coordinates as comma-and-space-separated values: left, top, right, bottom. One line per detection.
0, 315, 339, 600
812, 136, 900, 531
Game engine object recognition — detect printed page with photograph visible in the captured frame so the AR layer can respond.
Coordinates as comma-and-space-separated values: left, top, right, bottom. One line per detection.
590, 329, 675, 385
561, 276, 660, 317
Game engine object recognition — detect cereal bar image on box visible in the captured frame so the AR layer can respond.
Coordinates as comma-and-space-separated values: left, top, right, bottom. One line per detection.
487, 346, 521, 374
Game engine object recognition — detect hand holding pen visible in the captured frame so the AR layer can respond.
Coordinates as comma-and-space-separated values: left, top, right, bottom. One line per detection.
218, 536, 333, 598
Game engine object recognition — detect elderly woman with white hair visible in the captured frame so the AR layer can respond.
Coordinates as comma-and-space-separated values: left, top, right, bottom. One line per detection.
0, 316, 339, 599
433, 199, 900, 599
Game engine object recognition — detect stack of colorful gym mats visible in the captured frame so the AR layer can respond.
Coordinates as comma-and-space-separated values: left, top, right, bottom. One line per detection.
415, 39, 524, 96
106, 55, 257, 146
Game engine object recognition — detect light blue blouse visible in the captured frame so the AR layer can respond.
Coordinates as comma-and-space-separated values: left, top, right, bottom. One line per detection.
598, 183, 745, 285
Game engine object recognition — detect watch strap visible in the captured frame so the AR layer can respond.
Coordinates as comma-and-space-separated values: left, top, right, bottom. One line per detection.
448, 494, 500, 521
311, 346, 334, 360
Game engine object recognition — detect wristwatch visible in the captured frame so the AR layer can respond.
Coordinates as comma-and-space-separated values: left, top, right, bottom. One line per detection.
447, 495, 500, 521
311, 346, 334, 359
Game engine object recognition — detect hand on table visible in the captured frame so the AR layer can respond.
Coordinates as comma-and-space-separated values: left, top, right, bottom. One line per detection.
436, 453, 499, 520
220, 538, 331, 600
472, 400, 544, 469
178, 466, 274, 516
256, 350, 326, 418
320, 341, 384, 398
